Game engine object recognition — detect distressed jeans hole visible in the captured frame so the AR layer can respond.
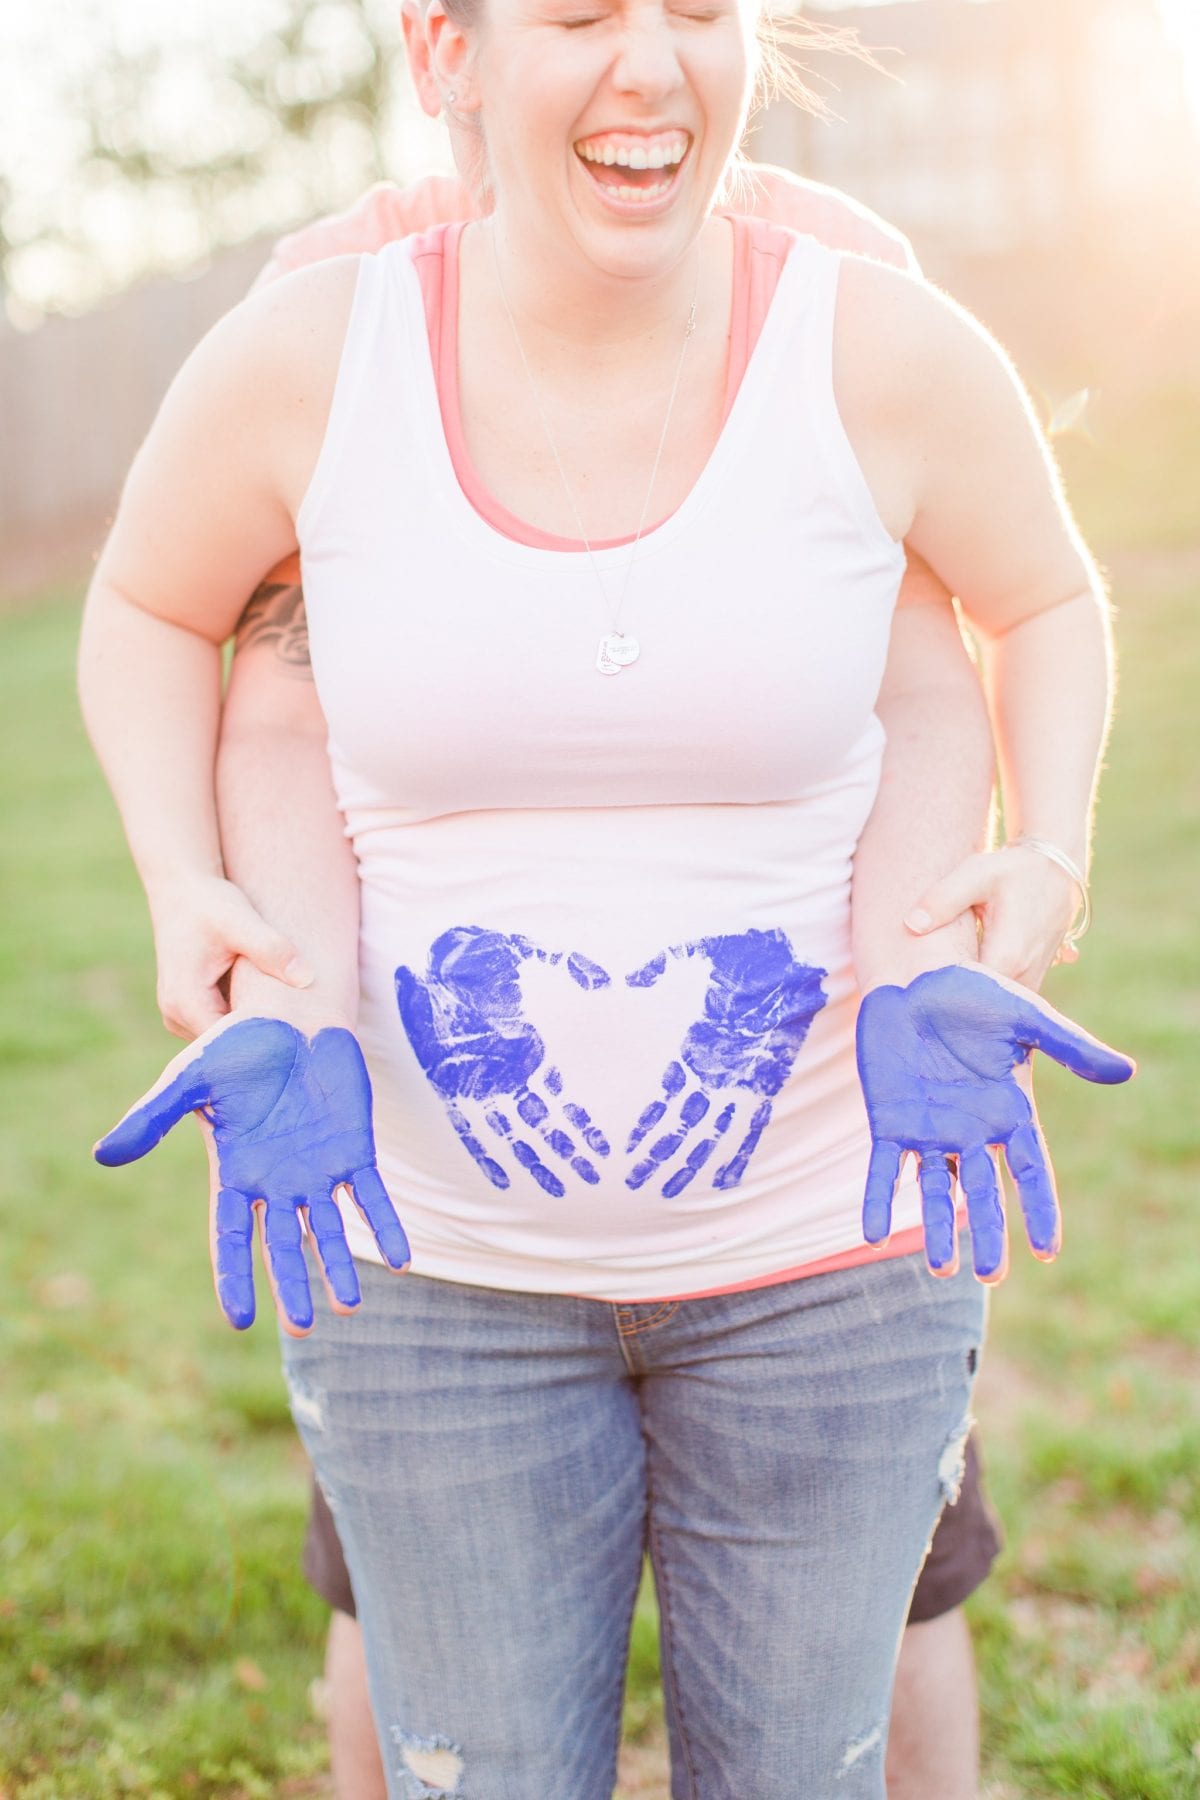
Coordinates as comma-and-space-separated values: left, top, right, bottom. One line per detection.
393, 1730, 464, 1797
937, 1418, 972, 1505
838, 1723, 884, 1776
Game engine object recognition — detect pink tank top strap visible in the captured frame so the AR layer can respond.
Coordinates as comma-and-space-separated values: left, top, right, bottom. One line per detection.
409, 216, 795, 553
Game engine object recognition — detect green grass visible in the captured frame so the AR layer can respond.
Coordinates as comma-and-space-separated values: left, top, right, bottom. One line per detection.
2, 389, 1199, 1795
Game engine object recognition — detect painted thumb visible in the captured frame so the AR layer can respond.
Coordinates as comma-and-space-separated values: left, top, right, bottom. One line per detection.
1014, 992, 1137, 1086
94, 1062, 209, 1165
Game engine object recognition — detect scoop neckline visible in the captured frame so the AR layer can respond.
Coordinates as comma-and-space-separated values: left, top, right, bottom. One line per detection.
396, 220, 813, 574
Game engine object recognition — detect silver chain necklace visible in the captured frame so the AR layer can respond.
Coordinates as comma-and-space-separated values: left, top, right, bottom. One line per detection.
489, 228, 699, 676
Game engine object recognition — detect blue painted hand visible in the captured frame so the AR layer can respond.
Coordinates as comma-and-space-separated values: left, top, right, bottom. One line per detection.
395, 927, 613, 1197
856, 965, 1136, 1281
624, 931, 827, 1197
94, 1017, 410, 1332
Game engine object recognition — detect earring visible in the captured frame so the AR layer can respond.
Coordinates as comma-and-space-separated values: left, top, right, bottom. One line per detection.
446, 90, 457, 104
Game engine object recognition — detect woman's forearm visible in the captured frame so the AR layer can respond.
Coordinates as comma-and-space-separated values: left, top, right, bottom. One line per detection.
78, 583, 224, 899
981, 589, 1111, 871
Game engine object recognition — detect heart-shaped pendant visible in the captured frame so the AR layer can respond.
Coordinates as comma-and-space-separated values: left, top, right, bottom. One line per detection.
596, 633, 640, 676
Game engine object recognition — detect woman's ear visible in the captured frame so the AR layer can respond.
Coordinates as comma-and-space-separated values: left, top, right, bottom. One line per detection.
400, 1, 443, 119
423, 0, 482, 115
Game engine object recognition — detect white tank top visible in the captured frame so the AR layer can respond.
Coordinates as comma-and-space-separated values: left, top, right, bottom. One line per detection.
297, 229, 922, 1299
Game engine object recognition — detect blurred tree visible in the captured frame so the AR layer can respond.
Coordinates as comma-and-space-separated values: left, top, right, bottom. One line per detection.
1, 0, 409, 318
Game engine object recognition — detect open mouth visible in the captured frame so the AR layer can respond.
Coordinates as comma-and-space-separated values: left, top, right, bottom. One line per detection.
573, 131, 692, 206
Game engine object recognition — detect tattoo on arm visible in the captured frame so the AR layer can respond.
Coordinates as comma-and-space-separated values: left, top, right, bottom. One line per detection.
233, 581, 312, 678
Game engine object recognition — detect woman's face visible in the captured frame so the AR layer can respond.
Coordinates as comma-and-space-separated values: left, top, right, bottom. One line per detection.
449, 0, 757, 281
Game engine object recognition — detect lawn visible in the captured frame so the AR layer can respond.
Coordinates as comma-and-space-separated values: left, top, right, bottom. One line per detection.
1, 387, 1198, 1798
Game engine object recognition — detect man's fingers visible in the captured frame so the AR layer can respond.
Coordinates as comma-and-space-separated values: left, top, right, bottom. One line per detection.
94, 1058, 211, 1165
211, 1187, 257, 1330
348, 1165, 411, 1270
905, 857, 987, 936
306, 1195, 362, 1312
862, 1140, 902, 1245
1005, 1118, 1062, 1260
231, 898, 313, 989
960, 1147, 1007, 1281
259, 1202, 315, 1334
917, 1151, 958, 1274
1011, 991, 1136, 1085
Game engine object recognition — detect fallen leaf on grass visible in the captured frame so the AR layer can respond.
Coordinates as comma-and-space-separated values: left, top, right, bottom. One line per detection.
36, 1272, 93, 1310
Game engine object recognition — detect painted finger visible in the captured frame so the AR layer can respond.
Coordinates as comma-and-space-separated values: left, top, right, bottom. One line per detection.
557, 1095, 611, 1159
959, 1146, 1007, 1282
862, 1139, 902, 1245
713, 1099, 772, 1191
446, 1103, 510, 1190
94, 1058, 211, 1165
1008, 990, 1136, 1085
1004, 1118, 1062, 1260
347, 1165, 411, 1271
918, 1151, 958, 1275
627, 1062, 686, 1153
260, 1202, 315, 1333
627, 1088, 712, 1192
305, 1194, 362, 1312
514, 1085, 601, 1184
211, 1187, 257, 1330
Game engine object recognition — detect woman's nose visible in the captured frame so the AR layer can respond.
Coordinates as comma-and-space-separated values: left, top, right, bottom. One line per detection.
609, 10, 687, 97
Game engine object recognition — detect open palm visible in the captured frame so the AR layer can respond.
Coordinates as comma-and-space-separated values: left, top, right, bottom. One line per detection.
857, 966, 1135, 1280
94, 1015, 409, 1332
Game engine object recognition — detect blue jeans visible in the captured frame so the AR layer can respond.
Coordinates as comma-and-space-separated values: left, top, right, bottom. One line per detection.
280, 1252, 985, 1800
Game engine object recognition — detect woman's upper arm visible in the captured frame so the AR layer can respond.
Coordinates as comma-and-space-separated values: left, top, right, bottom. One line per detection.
835, 257, 1097, 638
93, 257, 361, 645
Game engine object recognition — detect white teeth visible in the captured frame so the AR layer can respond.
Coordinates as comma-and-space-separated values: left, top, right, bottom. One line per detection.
577, 136, 688, 168
612, 181, 673, 202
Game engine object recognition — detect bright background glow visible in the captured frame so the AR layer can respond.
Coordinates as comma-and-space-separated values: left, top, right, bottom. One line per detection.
0, 0, 1196, 317
1158, 0, 1200, 121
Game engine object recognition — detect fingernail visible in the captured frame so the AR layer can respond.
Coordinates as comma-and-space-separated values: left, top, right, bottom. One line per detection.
905, 910, 932, 933
284, 958, 315, 987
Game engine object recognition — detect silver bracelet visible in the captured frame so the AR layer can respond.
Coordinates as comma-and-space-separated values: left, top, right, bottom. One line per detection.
1005, 835, 1092, 946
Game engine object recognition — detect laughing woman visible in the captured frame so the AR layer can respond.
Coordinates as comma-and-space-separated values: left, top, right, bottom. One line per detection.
79, 2, 1133, 1793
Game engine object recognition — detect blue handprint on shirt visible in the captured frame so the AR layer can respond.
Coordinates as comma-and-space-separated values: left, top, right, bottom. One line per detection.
395, 926, 612, 1197
624, 931, 828, 1196
396, 925, 825, 1200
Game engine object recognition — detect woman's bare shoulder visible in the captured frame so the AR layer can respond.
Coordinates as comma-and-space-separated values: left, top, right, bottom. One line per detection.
834, 253, 1021, 425
164, 253, 367, 516
209, 253, 366, 407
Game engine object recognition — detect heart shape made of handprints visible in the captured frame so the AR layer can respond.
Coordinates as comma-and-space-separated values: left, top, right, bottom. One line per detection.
394, 926, 829, 1200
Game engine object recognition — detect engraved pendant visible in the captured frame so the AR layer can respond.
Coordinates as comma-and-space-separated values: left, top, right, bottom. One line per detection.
596, 632, 640, 676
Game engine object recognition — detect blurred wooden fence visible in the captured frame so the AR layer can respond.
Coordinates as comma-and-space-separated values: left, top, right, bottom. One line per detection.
0, 239, 269, 599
